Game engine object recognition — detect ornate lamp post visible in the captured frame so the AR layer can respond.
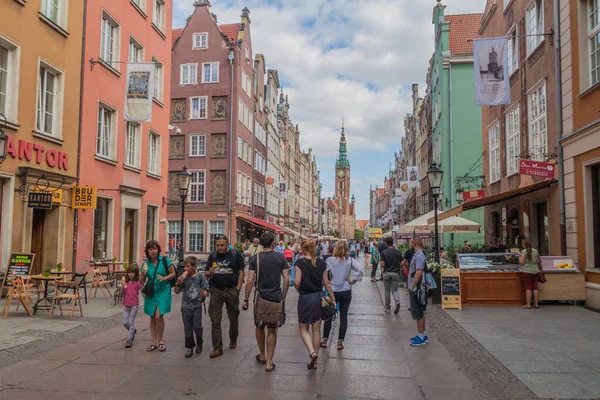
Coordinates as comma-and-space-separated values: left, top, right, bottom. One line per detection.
177, 166, 192, 265
427, 163, 443, 263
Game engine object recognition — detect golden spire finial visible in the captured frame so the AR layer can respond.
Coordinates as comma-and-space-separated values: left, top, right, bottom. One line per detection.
342, 117, 345, 130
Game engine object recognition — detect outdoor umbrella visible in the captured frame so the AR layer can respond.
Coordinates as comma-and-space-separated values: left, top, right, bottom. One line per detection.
436, 216, 481, 233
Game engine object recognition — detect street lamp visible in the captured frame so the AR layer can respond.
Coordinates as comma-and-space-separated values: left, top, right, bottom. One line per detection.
177, 166, 192, 265
427, 163, 443, 263
456, 188, 464, 205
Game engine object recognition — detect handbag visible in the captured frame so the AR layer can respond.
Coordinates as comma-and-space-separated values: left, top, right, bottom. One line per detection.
142, 262, 156, 297
253, 253, 285, 328
537, 256, 547, 283
321, 294, 337, 321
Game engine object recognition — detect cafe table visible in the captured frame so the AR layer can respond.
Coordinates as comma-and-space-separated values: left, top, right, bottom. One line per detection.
30, 275, 60, 315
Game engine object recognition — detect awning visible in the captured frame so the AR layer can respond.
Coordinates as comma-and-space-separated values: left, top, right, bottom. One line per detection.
400, 210, 441, 234
282, 226, 302, 237
382, 231, 394, 238
437, 216, 481, 233
237, 215, 285, 234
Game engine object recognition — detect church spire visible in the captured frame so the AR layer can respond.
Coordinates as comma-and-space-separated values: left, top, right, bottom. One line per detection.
336, 119, 350, 168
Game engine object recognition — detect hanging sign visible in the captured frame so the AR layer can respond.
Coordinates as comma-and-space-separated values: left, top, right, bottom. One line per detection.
407, 166, 420, 188
124, 62, 155, 122
28, 192, 53, 209
441, 268, 462, 310
72, 186, 97, 209
473, 37, 510, 106
463, 189, 486, 202
278, 182, 288, 198
519, 160, 555, 179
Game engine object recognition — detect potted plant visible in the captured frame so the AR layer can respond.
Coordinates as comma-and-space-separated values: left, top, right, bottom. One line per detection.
43, 266, 51, 277
57, 263, 63, 272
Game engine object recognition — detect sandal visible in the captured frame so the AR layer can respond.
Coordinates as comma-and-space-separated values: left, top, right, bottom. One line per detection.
255, 354, 266, 364
533, 305, 540, 309
158, 343, 166, 352
320, 339, 328, 348
307, 352, 318, 370
146, 344, 157, 352
265, 363, 276, 372
337, 341, 344, 350
125, 340, 132, 348
522, 305, 531, 309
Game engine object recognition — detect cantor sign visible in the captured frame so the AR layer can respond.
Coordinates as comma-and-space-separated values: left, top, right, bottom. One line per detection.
72, 186, 97, 209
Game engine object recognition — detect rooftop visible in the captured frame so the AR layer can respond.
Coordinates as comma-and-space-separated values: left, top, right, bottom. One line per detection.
219, 23, 241, 43
172, 28, 183, 47
445, 13, 483, 55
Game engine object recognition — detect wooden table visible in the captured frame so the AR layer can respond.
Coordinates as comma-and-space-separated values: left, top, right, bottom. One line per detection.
30, 275, 59, 314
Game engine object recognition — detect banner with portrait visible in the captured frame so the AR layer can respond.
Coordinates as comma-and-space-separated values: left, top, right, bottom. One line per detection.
407, 166, 420, 189
473, 37, 510, 106
124, 62, 155, 122
279, 181, 288, 198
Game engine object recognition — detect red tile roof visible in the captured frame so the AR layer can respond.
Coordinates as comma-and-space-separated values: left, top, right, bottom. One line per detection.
377, 188, 384, 197
172, 28, 183, 47
445, 13, 483, 55
357, 220, 369, 230
219, 23, 241, 43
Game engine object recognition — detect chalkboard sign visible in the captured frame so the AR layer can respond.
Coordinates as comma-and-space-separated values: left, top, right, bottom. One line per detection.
441, 268, 461, 309
1, 253, 36, 290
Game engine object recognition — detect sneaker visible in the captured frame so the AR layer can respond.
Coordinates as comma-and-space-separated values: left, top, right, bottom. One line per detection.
410, 336, 428, 346
410, 335, 429, 342
185, 348, 193, 358
394, 303, 400, 315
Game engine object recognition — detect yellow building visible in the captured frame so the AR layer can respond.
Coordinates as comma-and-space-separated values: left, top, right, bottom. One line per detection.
0, 0, 84, 277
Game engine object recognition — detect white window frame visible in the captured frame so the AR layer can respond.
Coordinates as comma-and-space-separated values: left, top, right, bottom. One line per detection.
237, 171, 242, 204
507, 24, 518, 76
187, 220, 205, 253
152, 0, 165, 33
202, 62, 219, 83
0, 36, 20, 123
100, 11, 120, 69
259, 95, 264, 112
189, 134, 206, 157
246, 175, 252, 206
527, 81, 547, 160
525, 0, 544, 56
147, 130, 160, 175
41, 0, 68, 29
131, 0, 146, 13
152, 56, 163, 102
36, 59, 64, 139
193, 32, 208, 49
246, 75, 252, 97
190, 96, 207, 120
589, 0, 600, 86
505, 104, 521, 176
488, 120, 501, 183
96, 101, 117, 160
125, 122, 140, 168
238, 98, 244, 122
237, 136, 243, 159
180, 63, 197, 85
241, 69, 247, 93
167, 220, 182, 254
189, 170, 206, 203
208, 221, 225, 252
128, 36, 144, 62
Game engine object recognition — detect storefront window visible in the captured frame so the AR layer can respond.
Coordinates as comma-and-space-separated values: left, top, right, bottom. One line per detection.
145, 205, 157, 241
93, 198, 109, 259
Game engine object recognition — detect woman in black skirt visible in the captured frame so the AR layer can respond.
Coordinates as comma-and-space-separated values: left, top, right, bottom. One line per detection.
294, 238, 334, 370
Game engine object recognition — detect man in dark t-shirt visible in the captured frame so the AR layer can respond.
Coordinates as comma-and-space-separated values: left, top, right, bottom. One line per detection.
243, 232, 289, 372
381, 237, 404, 314
205, 235, 245, 359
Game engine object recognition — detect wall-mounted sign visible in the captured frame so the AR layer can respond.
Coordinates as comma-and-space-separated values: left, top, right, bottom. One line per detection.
462, 189, 486, 202
51, 190, 63, 203
368, 228, 382, 238
5, 136, 69, 170
519, 160, 555, 179
28, 192, 53, 209
72, 186, 97, 209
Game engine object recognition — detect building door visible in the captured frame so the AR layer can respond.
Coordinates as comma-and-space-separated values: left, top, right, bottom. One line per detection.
31, 208, 46, 275
534, 202, 549, 255
123, 209, 136, 266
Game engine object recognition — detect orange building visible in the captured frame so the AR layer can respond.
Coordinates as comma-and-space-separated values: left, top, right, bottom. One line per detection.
75, 0, 172, 268
559, 0, 600, 307
0, 0, 84, 275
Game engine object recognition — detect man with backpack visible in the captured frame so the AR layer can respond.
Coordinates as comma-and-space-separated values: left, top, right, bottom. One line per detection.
408, 238, 428, 346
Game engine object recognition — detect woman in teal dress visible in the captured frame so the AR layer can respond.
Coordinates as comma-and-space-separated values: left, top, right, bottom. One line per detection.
141, 240, 175, 352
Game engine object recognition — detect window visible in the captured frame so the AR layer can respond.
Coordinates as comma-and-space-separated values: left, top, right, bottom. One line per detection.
100, 12, 119, 66
245, 44, 250, 62
42, 0, 67, 27
238, 98, 244, 122
590, 0, 600, 86
528, 83, 547, 159
208, 221, 225, 251
255, 122, 266, 145
131, 0, 145, 12
153, 0, 165, 33
489, 120, 501, 183
255, 151, 266, 175
246, 74, 252, 97
246, 175, 252, 206
146, 205, 157, 241
190, 96, 207, 119
167, 221, 181, 254
190, 134, 206, 157
526, 0, 544, 55
36, 63, 62, 137
148, 132, 160, 175
507, 25, 518, 75
0, 46, 7, 116
128, 38, 143, 62
0, 38, 19, 121
237, 136, 243, 159
188, 221, 204, 252
193, 33, 208, 49
237, 171, 242, 204
152, 57, 163, 102
97, 104, 115, 158
125, 122, 139, 168
180, 63, 197, 85
93, 198, 111, 259
505, 105, 520, 175
189, 170, 206, 203
241, 70, 247, 93
202, 62, 219, 83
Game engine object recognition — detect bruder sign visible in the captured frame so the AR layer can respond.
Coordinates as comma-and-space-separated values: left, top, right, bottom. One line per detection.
72, 186, 97, 209
5, 136, 69, 170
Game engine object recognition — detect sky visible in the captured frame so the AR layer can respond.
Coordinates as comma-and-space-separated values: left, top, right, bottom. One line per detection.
172, 0, 485, 220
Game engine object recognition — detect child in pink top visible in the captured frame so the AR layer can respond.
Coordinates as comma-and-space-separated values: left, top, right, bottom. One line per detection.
122, 263, 143, 348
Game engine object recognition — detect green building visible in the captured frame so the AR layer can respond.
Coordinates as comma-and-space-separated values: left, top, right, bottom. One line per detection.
429, 2, 484, 246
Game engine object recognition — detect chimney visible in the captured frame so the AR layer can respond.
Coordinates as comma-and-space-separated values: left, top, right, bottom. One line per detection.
241, 7, 251, 23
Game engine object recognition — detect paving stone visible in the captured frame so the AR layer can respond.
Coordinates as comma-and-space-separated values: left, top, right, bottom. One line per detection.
0, 389, 99, 400
514, 372, 598, 399
319, 374, 422, 400
325, 358, 413, 378
421, 386, 482, 400
0, 359, 68, 386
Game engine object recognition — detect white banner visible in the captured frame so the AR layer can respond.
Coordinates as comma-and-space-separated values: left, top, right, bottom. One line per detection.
124, 62, 155, 122
265, 172, 278, 192
408, 166, 420, 189
473, 37, 510, 106
279, 181, 288, 198
398, 182, 410, 199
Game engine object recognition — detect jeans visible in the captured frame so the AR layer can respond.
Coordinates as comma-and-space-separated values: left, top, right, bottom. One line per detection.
168, 247, 174, 258
208, 287, 240, 350
182, 307, 203, 349
323, 290, 352, 341
371, 262, 379, 279
383, 272, 400, 307
350, 253, 356, 259
122, 305, 138, 339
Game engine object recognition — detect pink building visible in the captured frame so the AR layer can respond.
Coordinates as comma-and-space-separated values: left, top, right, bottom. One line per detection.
75, 0, 172, 268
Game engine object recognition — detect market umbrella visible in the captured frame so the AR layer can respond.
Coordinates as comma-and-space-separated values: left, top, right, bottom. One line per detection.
399, 210, 441, 234
436, 216, 481, 233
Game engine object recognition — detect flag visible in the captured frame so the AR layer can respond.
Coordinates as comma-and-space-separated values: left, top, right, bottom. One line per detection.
407, 166, 420, 189
124, 62, 155, 122
473, 37, 510, 106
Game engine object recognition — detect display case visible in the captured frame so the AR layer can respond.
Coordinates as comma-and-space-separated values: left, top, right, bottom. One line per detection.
457, 253, 524, 306
538, 257, 585, 302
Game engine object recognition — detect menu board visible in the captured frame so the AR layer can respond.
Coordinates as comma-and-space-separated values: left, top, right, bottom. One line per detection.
1, 253, 35, 289
441, 268, 461, 310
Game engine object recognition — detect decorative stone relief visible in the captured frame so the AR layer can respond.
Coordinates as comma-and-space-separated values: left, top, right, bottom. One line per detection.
212, 96, 228, 120
170, 98, 186, 122
169, 135, 185, 159
168, 172, 180, 200
210, 170, 226, 204
211, 133, 226, 158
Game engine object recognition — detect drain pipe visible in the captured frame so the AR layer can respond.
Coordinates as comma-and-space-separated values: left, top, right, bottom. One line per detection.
227, 48, 236, 240
553, 0, 566, 255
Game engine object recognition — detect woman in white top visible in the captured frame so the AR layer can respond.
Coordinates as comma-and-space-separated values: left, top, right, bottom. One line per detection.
321, 240, 364, 350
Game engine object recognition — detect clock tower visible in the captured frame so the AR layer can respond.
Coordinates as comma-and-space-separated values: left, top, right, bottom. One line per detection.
333, 120, 355, 239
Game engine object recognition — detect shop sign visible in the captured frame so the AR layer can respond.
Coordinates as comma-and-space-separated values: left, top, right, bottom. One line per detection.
72, 186, 97, 209
368, 228, 382, 238
462, 189, 486, 202
519, 159, 555, 179
51, 190, 63, 203
441, 268, 462, 310
1, 253, 35, 289
5, 136, 69, 170
28, 192, 53, 209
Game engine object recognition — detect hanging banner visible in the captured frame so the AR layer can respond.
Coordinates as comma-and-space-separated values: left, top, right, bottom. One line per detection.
278, 181, 288, 198
408, 166, 420, 188
124, 62, 155, 122
519, 159, 556, 179
398, 182, 410, 199
288, 191, 296, 206
395, 196, 404, 205
313, 207, 318, 217
473, 37, 510, 106
265, 172, 278, 192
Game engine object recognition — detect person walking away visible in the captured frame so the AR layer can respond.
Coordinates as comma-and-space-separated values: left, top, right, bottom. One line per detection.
320, 240, 329, 262
408, 238, 428, 346
294, 239, 334, 369
141, 240, 176, 352
275, 241, 285, 254
380, 237, 403, 314
370, 240, 381, 282
205, 235, 245, 358
349, 240, 357, 259
168, 237, 175, 259
122, 263, 143, 348
322, 241, 363, 350
243, 232, 289, 372
175, 256, 209, 358
520, 239, 542, 309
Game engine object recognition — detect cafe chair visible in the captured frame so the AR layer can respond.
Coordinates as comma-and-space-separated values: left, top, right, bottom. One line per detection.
2, 278, 34, 318
49, 281, 83, 320
15, 275, 44, 312
91, 269, 112, 299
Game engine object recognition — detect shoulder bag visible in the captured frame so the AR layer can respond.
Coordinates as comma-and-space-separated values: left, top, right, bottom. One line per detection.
537, 254, 547, 283
142, 261, 156, 297
253, 253, 285, 328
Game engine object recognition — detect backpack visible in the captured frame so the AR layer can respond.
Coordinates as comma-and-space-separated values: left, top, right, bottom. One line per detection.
161, 257, 178, 288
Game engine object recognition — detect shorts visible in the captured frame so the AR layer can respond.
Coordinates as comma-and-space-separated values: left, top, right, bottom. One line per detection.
523, 272, 540, 291
409, 290, 426, 320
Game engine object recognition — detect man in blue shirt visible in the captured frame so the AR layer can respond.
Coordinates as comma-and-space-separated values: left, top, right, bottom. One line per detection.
408, 238, 428, 346
349, 240, 357, 259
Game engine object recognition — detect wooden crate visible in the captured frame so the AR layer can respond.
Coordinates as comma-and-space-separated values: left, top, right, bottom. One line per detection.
538, 272, 586, 301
